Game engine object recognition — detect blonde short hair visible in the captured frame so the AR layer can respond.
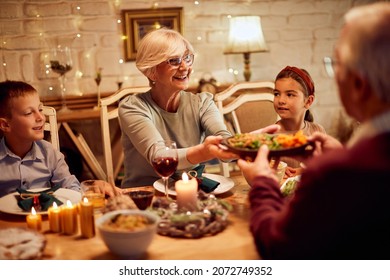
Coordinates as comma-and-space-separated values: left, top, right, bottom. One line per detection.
136, 28, 194, 82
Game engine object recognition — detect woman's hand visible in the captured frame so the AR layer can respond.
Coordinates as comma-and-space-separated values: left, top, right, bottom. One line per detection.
204, 135, 238, 161
237, 145, 278, 186
186, 135, 238, 164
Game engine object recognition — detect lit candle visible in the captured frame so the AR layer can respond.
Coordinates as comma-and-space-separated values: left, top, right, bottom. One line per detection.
175, 172, 198, 211
62, 200, 78, 235
48, 202, 61, 233
79, 197, 95, 238
26, 207, 42, 231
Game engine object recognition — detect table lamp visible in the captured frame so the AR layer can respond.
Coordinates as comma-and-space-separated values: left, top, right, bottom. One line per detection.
224, 16, 268, 81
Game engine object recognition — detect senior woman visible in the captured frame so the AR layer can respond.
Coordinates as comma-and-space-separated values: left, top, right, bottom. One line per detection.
118, 28, 236, 187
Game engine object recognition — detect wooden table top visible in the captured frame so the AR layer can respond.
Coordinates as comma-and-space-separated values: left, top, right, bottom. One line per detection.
0, 174, 260, 260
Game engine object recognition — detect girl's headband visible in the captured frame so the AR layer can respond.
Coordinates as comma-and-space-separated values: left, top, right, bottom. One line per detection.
280, 66, 315, 96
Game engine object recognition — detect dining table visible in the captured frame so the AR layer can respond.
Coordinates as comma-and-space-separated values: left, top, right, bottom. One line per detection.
0, 173, 260, 260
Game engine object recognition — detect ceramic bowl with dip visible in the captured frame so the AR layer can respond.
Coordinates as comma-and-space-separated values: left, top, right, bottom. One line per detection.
96, 209, 159, 258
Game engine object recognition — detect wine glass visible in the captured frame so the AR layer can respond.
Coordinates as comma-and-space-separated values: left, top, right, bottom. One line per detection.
151, 140, 179, 197
50, 45, 73, 113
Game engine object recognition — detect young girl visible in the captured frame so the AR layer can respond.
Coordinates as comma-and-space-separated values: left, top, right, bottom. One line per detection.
273, 66, 326, 176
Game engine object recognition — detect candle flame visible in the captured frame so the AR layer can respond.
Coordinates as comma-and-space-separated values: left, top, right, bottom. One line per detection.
31, 207, 36, 215
83, 197, 89, 203
53, 202, 58, 209
66, 200, 73, 207
182, 172, 189, 182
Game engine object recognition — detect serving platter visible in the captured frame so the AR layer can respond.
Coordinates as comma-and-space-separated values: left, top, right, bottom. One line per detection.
221, 136, 314, 161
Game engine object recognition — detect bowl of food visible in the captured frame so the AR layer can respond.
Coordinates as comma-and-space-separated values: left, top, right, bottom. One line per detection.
96, 209, 160, 259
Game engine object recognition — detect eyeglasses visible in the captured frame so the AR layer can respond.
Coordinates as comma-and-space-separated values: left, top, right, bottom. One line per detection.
323, 56, 337, 78
166, 54, 194, 67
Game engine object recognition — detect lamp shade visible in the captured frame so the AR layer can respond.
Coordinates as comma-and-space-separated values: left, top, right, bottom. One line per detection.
224, 16, 268, 54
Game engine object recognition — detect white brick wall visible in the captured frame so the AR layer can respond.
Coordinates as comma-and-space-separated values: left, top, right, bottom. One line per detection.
0, 0, 378, 136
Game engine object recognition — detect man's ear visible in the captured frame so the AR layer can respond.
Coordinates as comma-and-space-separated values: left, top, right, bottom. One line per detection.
0, 117, 10, 133
352, 70, 371, 103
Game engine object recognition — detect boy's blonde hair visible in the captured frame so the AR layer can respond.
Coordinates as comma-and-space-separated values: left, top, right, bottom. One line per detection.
0, 80, 37, 119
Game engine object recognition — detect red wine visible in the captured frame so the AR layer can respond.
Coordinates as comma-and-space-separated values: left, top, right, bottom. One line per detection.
152, 157, 178, 177
129, 190, 154, 210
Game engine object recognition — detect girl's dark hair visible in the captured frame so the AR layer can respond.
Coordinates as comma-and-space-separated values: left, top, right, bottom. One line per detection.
275, 67, 315, 122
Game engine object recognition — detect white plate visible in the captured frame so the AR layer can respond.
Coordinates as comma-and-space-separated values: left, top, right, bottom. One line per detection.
153, 173, 235, 196
0, 188, 81, 216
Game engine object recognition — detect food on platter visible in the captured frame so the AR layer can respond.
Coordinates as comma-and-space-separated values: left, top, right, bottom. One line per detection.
227, 130, 308, 150
222, 130, 313, 159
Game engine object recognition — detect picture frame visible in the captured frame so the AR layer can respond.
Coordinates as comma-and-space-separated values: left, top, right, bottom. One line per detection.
122, 7, 183, 61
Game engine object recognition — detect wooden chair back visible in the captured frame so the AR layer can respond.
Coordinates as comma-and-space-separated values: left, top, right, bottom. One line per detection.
100, 86, 150, 183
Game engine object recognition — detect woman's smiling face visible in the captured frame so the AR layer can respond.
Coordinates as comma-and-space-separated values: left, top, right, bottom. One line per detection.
154, 52, 193, 92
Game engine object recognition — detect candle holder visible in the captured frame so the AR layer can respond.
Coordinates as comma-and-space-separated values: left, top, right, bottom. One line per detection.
149, 191, 232, 238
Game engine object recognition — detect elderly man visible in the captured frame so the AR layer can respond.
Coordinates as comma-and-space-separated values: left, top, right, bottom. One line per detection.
238, 2, 390, 259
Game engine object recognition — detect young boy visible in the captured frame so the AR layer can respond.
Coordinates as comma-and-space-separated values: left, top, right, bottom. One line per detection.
0, 80, 80, 197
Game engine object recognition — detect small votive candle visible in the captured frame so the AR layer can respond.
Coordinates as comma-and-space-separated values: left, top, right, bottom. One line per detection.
26, 207, 42, 231
79, 197, 95, 238
175, 172, 198, 211
48, 202, 62, 233
62, 200, 78, 235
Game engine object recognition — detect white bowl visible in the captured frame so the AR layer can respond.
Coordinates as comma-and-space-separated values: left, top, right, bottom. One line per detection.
96, 209, 159, 258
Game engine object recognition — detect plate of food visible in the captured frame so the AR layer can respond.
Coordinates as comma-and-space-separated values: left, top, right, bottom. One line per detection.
221, 130, 314, 161
153, 173, 234, 196
0, 188, 81, 216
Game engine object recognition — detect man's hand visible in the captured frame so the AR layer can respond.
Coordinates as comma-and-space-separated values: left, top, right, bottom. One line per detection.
237, 145, 278, 186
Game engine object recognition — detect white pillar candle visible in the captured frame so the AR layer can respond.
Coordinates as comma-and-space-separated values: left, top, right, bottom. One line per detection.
175, 172, 198, 211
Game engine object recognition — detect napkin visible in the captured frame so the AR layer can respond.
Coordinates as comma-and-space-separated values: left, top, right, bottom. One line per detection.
173, 165, 220, 193
16, 185, 63, 211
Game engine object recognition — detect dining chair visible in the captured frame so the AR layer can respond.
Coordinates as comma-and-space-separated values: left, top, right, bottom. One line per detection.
100, 86, 150, 183
214, 81, 278, 176
42, 105, 60, 150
